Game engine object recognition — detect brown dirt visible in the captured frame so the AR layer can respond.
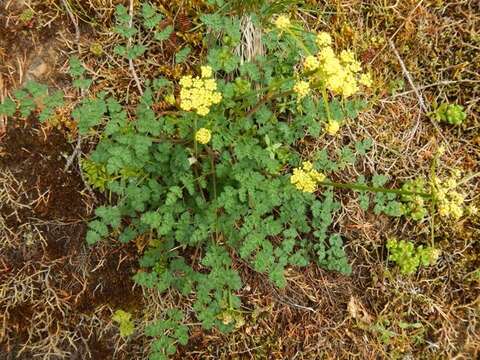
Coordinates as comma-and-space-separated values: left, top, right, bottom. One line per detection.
0, 120, 143, 359
0, 123, 86, 222
0, 2, 149, 358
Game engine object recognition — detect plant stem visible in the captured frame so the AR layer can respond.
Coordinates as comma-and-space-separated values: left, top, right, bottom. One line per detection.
428, 150, 440, 246
192, 118, 207, 201
286, 28, 311, 55
245, 89, 293, 117
321, 86, 332, 122
194, 118, 198, 158
128, 0, 143, 95
209, 148, 219, 242
319, 180, 431, 198
209, 149, 217, 200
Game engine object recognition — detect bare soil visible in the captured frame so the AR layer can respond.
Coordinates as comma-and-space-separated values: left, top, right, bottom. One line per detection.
0, 121, 143, 359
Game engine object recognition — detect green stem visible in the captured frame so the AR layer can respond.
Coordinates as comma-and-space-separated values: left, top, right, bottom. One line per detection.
176, 171, 214, 193
194, 118, 198, 158
319, 180, 432, 198
428, 151, 441, 246
192, 118, 207, 202
209, 148, 218, 242
321, 86, 332, 122
245, 89, 293, 117
286, 28, 311, 56
209, 149, 217, 200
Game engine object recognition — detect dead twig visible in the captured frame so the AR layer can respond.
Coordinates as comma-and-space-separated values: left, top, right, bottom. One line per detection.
128, 0, 143, 95
60, 0, 95, 198
61, 0, 84, 172
369, 0, 424, 65
60, 0, 80, 52
64, 135, 81, 171
388, 39, 428, 114
388, 39, 448, 144
382, 79, 480, 101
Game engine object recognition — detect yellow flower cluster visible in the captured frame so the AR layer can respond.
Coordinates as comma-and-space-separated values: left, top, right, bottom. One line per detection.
200, 65, 213, 78
325, 120, 340, 135
301, 32, 372, 98
180, 66, 222, 116
316, 32, 332, 47
290, 161, 326, 193
433, 172, 465, 220
359, 73, 373, 87
274, 15, 291, 31
293, 80, 310, 99
467, 205, 478, 216
303, 55, 320, 72
195, 128, 211, 144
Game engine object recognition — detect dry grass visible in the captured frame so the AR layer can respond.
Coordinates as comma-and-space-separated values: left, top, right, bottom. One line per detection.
0, 0, 479, 359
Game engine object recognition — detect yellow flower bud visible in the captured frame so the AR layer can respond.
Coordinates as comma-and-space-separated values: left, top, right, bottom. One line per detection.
359, 73, 373, 88
293, 80, 310, 99
195, 128, 211, 144
325, 121, 340, 135
316, 32, 332, 47
303, 55, 320, 72
201, 66, 213, 78
274, 15, 291, 31
165, 93, 176, 105
467, 205, 478, 216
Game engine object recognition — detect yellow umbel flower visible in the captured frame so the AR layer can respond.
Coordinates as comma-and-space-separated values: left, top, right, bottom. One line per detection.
290, 162, 326, 193
303, 55, 320, 72
179, 75, 193, 88
432, 171, 466, 220
311, 44, 367, 98
310, 169, 326, 182
316, 32, 332, 47
201, 66, 213, 78
340, 50, 361, 73
180, 69, 222, 116
318, 46, 337, 63
302, 161, 313, 171
347, 60, 362, 74
274, 15, 291, 31
291, 168, 316, 193
340, 50, 355, 64
325, 69, 346, 93
359, 73, 373, 87
195, 128, 211, 144
325, 120, 340, 135
340, 73, 359, 98
293, 80, 310, 99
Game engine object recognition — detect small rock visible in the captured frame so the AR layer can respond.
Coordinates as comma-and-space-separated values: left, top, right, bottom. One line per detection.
27, 57, 49, 79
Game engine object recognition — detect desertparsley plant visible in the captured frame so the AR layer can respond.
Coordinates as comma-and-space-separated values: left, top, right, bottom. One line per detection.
386, 238, 440, 275
83, 11, 374, 356
0, 6, 438, 359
